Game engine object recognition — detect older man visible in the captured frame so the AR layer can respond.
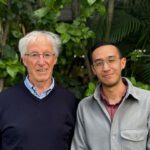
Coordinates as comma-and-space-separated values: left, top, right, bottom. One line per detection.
0, 31, 78, 150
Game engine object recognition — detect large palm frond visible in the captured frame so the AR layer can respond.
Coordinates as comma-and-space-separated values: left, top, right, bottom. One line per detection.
110, 9, 141, 42
135, 55, 150, 84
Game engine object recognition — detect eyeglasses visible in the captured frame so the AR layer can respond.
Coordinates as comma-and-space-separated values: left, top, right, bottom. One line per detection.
25, 52, 55, 60
93, 57, 121, 68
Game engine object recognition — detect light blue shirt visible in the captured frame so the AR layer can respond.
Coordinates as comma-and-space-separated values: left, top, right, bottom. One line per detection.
24, 76, 55, 99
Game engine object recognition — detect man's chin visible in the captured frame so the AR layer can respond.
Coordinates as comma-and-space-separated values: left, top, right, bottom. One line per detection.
36, 77, 49, 83
102, 80, 119, 88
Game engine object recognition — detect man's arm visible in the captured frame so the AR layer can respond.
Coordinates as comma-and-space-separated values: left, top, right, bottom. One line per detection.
71, 103, 89, 150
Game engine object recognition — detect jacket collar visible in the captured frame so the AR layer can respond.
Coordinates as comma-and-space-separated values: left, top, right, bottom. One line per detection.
93, 77, 140, 102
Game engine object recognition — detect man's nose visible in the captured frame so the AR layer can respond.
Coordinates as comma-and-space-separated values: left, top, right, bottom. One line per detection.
38, 55, 45, 64
102, 61, 110, 70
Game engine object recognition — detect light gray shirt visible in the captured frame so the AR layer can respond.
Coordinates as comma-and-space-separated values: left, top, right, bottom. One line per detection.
71, 78, 150, 150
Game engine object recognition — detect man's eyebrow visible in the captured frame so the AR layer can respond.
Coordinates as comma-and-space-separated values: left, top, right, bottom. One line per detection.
93, 56, 116, 61
93, 58, 103, 62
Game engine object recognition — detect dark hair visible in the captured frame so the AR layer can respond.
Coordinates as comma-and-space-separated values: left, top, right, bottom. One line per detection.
88, 41, 123, 64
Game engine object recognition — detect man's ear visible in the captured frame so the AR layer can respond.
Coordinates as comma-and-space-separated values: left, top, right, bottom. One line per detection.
54, 56, 57, 65
121, 57, 126, 70
22, 56, 27, 67
91, 65, 96, 75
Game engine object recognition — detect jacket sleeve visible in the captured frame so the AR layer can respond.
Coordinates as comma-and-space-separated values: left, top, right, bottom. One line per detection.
71, 103, 90, 150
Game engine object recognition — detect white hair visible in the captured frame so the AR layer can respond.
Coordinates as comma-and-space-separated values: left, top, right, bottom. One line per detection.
18, 31, 61, 57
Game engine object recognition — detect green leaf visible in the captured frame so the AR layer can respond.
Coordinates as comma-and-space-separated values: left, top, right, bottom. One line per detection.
59, 57, 67, 65
87, 0, 96, 6
6, 66, 18, 78
0, 0, 7, 5
71, 37, 80, 43
85, 82, 96, 96
11, 30, 22, 38
2, 45, 17, 59
44, 0, 55, 8
130, 77, 136, 85
61, 33, 71, 43
0, 60, 6, 68
34, 7, 49, 18
68, 29, 82, 36
81, 7, 95, 17
97, 4, 106, 16
55, 23, 68, 34
88, 82, 96, 90
18, 65, 25, 74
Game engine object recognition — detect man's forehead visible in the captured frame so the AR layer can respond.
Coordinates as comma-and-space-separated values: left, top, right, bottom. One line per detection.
95, 44, 117, 51
93, 45, 119, 56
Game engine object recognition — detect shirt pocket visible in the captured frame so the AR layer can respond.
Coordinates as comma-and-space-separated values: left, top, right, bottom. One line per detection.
121, 129, 148, 150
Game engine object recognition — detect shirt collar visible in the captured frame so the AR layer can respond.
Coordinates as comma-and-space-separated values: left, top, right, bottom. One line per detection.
93, 77, 140, 102
124, 77, 140, 101
100, 79, 128, 106
24, 76, 55, 99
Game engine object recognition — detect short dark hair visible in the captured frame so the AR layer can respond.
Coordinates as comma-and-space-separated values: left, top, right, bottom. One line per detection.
88, 41, 123, 64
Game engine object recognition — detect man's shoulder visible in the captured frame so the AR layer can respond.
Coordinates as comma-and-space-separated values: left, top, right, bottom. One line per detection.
0, 83, 23, 95
133, 86, 150, 98
0, 83, 25, 106
79, 83, 100, 107
53, 84, 79, 104
54, 84, 75, 97
0, 83, 24, 98
78, 95, 94, 108
127, 80, 150, 103
124, 77, 150, 98
134, 86, 150, 93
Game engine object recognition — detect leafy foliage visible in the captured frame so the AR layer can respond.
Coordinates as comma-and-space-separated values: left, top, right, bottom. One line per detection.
0, 55, 25, 88
129, 77, 150, 90
110, 10, 141, 42
0, 0, 149, 98
85, 82, 96, 97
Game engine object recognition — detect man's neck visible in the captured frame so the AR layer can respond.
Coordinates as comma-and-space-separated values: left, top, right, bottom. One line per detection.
102, 80, 127, 105
29, 79, 52, 95
34, 82, 51, 95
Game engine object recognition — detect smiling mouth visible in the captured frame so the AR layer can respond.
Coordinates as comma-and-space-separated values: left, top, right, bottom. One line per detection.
37, 68, 48, 72
103, 74, 113, 78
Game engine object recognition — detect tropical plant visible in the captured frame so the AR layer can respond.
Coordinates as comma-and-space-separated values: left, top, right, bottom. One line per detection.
0, 0, 106, 98
0, 0, 149, 98
88, 0, 150, 85
0, 55, 25, 91
33, 0, 106, 98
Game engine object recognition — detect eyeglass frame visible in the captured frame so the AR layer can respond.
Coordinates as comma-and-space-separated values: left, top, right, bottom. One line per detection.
92, 56, 122, 68
24, 52, 56, 60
